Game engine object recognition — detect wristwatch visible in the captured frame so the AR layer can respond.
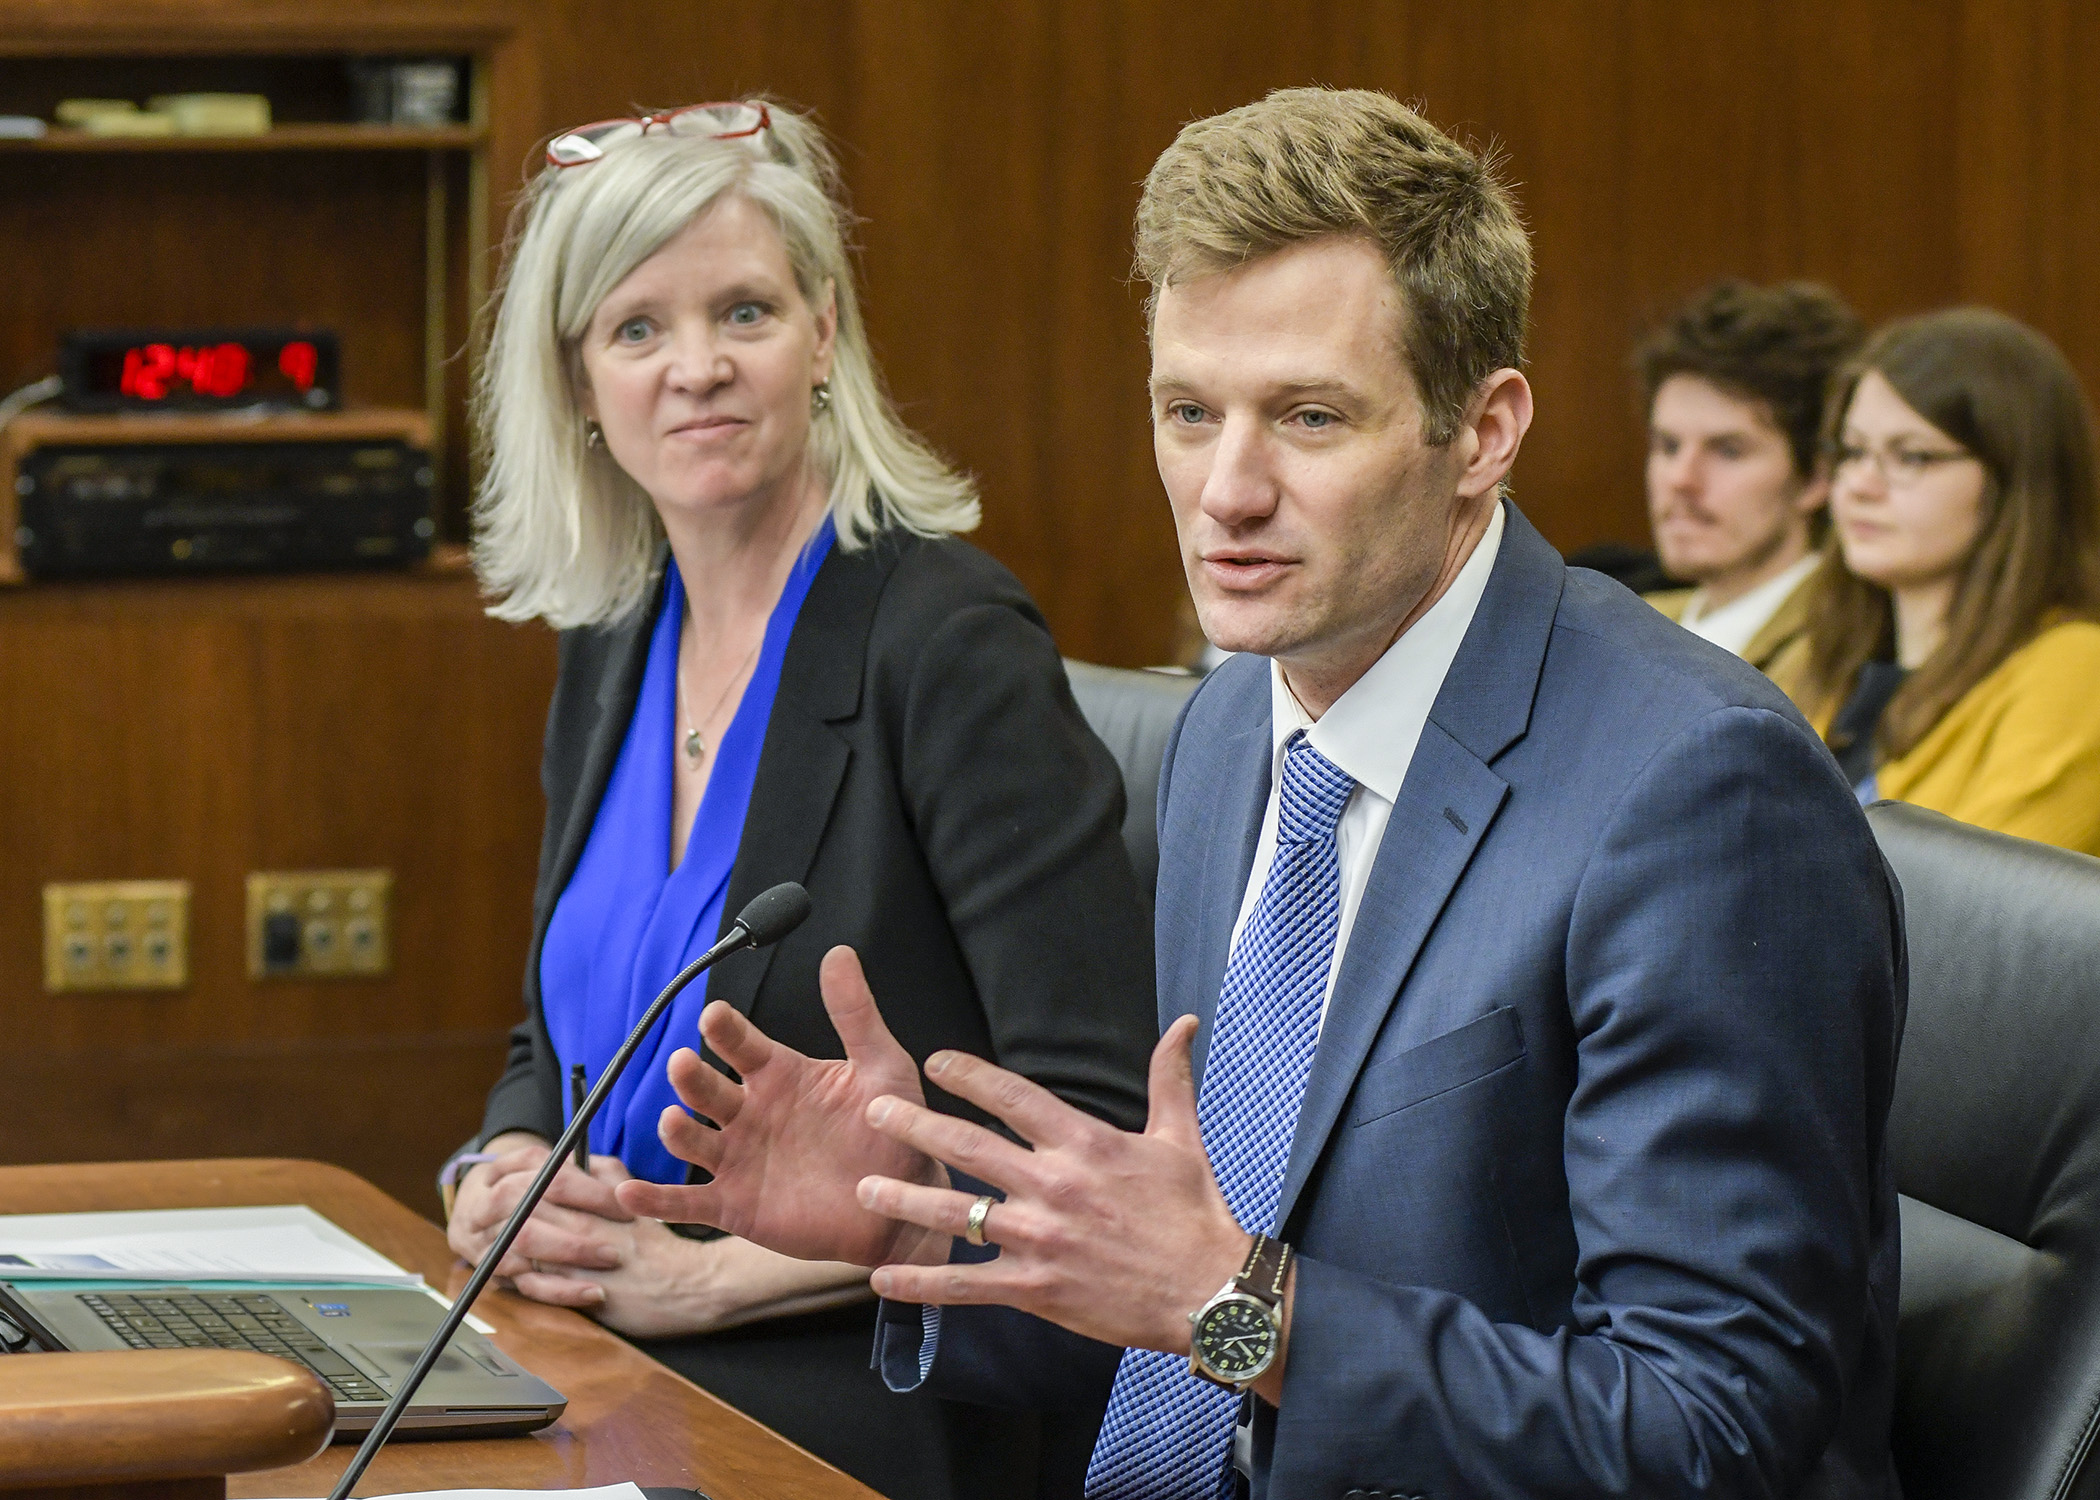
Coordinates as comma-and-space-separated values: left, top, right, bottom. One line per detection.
1188, 1233, 1292, 1391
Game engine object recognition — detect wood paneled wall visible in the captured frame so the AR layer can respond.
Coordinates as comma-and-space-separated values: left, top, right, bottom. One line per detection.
3, 0, 2095, 1206
522, 0, 2100, 668
0, 569, 555, 1207
0, 1, 555, 1211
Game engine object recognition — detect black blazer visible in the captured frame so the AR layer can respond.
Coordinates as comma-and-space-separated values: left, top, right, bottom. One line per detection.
478, 530, 1155, 1155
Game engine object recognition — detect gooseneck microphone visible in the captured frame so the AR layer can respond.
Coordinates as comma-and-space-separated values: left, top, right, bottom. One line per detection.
327, 881, 811, 1499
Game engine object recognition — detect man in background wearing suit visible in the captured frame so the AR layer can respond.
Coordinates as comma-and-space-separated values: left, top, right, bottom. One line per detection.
620, 89, 1906, 1499
1639, 279, 1864, 696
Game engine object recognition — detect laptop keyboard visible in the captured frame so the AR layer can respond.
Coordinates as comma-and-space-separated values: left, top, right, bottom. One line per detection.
80, 1291, 389, 1404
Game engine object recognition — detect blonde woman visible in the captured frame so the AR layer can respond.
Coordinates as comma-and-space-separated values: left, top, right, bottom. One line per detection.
1797, 308, 2100, 853
445, 100, 1154, 1499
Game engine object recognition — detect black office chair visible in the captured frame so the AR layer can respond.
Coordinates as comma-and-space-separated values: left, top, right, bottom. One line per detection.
1869, 802, 2100, 1500
1062, 660, 1198, 904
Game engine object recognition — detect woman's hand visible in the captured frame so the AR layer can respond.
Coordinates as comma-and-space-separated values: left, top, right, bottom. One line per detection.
615, 946, 952, 1270
444, 1131, 873, 1333
516, 1183, 876, 1337
445, 1131, 625, 1303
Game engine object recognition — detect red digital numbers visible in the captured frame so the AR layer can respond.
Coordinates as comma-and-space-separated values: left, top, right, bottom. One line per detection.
118, 343, 176, 401
278, 340, 319, 392
114, 338, 320, 403
118, 341, 254, 401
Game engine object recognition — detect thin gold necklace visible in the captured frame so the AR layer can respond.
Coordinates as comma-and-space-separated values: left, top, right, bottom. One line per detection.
677, 626, 762, 768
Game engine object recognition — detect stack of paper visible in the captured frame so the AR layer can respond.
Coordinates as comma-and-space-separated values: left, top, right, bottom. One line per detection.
147, 93, 273, 135
0, 1205, 421, 1287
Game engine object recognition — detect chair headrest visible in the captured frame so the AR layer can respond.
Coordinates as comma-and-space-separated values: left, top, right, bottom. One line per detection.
1062, 660, 1198, 903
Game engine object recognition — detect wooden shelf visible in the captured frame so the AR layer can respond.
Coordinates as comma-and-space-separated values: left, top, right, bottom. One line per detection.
4, 407, 433, 446
3, 122, 483, 152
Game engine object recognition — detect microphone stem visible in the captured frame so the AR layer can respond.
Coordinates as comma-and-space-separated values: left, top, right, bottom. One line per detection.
326, 920, 753, 1499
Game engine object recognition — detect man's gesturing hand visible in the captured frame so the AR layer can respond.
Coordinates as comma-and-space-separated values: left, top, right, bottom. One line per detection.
613, 945, 950, 1270
856, 1014, 1253, 1358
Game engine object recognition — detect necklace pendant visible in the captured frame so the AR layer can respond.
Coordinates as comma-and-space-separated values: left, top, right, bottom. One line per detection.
684, 729, 704, 765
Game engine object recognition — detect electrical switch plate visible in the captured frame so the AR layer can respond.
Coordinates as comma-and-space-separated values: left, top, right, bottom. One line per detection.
245, 869, 392, 979
43, 880, 190, 992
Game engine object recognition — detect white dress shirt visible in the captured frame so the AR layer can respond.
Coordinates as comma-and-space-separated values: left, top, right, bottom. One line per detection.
1677, 552, 1817, 659
1227, 502, 1505, 1028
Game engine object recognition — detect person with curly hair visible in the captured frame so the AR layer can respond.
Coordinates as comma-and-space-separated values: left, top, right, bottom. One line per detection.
1638, 279, 1863, 695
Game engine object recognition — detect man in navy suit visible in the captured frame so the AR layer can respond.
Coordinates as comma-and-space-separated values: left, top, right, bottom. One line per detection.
620, 87, 1903, 1499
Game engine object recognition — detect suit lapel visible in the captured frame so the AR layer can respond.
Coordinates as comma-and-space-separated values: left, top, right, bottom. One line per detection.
1273, 503, 1566, 1227
704, 705, 849, 1016
705, 538, 898, 1017
1274, 726, 1507, 1224
536, 570, 664, 926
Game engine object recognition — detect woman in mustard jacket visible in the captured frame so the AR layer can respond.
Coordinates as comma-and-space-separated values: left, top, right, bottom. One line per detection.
1791, 308, 2100, 855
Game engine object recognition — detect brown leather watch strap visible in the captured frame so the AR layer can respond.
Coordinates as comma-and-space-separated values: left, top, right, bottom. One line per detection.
1234, 1233, 1292, 1310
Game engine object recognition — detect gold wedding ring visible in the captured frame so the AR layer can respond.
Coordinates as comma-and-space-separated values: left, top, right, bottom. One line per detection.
964, 1194, 996, 1248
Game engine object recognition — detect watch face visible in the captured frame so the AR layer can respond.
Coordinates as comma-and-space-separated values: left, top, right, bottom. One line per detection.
1194, 1295, 1276, 1382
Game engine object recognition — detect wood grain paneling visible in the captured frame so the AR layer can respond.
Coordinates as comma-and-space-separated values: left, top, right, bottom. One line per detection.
1953, 0, 2100, 364
523, 0, 2100, 666
5, 0, 2094, 661
4, 1034, 512, 1211
0, 149, 432, 413
0, 569, 556, 1207
5, 0, 2097, 1203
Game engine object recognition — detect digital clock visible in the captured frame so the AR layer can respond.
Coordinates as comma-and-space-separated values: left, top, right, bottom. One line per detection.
59, 328, 341, 413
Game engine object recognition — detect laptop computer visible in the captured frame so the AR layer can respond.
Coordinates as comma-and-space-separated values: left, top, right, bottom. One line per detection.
0, 1281, 565, 1440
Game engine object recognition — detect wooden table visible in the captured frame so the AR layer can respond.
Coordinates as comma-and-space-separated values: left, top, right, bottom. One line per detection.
0, 1159, 883, 1499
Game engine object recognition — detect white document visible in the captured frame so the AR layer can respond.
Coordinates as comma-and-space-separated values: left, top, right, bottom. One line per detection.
0, 1204, 421, 1287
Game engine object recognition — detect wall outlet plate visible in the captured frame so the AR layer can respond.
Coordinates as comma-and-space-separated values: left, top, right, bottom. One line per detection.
245, 869, 392, 979
43, 880, 191, 992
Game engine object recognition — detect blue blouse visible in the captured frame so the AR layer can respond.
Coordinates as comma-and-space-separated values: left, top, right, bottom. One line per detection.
539, 518, 835, 1184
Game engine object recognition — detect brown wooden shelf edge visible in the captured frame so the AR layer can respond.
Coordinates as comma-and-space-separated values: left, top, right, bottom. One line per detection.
422, 541, 474, 575
4, 410, 434, 445
0, 547, 474, 589
0, 1349, 333, 1486
2, 124, 486, 152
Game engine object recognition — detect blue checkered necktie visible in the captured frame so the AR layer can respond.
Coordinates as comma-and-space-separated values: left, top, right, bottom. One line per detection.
1086, 731, 1357, 1500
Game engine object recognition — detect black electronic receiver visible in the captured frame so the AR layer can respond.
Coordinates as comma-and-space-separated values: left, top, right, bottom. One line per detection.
1, 409, 434, 583
16, 434, 432, 578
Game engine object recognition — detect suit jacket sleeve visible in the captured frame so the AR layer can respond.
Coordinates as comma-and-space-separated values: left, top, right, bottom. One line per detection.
472, 626, 605, 1155
1265, 704, 1903, 1499
893, 593, 1156, 1132
476, 1002, 561, 1150
874, 1172, 1128, 1412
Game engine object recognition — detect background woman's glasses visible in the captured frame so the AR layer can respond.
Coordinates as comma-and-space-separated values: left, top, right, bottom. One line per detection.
1830, 441, 1979, 490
